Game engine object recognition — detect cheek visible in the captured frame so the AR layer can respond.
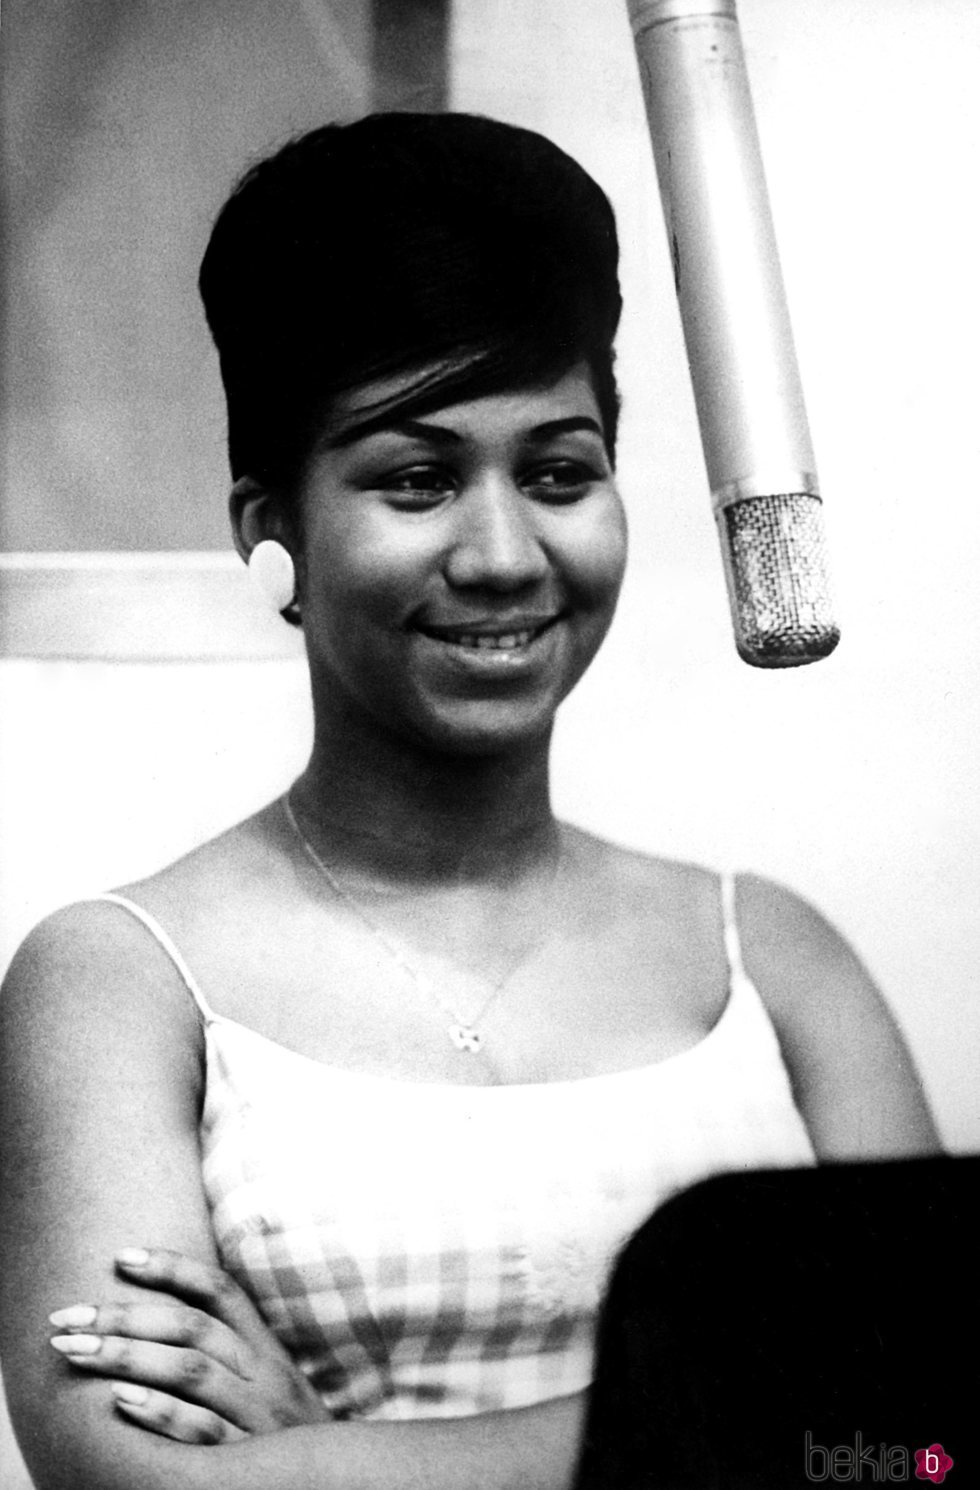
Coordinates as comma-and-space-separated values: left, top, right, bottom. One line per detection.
300, 515, 409, 622
564, 497, 629, 610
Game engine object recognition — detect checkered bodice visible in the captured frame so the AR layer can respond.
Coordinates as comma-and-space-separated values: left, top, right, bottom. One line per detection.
96, 882, 815, 1420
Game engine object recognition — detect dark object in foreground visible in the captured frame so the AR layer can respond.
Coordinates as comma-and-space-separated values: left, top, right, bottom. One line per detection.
574, 1155, 978, 1489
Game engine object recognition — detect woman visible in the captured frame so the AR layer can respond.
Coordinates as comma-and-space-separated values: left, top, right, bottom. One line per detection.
0, 113, 939, 1490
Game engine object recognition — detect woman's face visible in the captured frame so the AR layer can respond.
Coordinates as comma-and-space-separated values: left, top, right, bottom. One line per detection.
293, 362, 628, 756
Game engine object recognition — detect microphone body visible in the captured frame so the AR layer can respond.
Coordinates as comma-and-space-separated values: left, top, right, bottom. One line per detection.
627, 0, 839, 666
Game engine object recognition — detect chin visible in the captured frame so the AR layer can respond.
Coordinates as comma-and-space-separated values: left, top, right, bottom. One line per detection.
403, 703, 558, 760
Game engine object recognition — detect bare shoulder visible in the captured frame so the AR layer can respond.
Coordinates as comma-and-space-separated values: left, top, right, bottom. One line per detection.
732, 872, 865, 995
731, 869, 904, 1024
113, 798, 293, 957
1, 896, 201, 1070
560, 828, 731, 1030
0, 798, 284, 1091
731, 872, 942, 1160
568, 826, 730, 958
564, 824, 720, 910
117, 796, 285, 913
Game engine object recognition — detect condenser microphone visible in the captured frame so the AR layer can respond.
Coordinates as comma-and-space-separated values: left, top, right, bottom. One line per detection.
626, 0, 839, 667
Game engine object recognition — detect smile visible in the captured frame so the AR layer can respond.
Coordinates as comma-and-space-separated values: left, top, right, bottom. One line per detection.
440, 629, 539, 651
414, 617, 559, 652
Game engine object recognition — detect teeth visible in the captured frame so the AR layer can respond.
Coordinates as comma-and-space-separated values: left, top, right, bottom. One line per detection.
420, 622, 554, 650
456, 630, 535, 650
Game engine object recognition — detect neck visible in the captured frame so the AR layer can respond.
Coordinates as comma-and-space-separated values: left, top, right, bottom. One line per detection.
292, 709, 558, 886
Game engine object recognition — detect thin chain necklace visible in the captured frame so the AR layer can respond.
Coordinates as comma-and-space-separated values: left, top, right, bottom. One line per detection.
282, 789, 563, 1054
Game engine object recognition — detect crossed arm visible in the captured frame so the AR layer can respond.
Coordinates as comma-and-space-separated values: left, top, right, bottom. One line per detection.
0, 904, 585, 1490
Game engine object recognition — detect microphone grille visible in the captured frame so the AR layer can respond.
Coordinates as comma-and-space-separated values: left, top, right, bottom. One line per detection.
717, 493, 840, 667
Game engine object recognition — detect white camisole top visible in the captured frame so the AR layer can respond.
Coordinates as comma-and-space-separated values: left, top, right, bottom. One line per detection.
93, 875, 815, 1421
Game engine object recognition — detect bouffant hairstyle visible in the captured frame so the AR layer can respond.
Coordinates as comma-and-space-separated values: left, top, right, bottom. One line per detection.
199, 112, 623, 496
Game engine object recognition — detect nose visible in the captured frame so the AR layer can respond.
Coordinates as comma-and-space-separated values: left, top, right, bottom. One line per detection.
443, 475, 549, 592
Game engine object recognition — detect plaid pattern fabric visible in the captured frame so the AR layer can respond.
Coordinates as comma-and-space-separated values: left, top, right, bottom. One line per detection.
96, 884, 816, 1421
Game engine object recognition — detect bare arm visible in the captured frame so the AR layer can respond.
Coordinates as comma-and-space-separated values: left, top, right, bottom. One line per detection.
0, 905, 584, 1490
0, 903, 235, 1490
116, 1399, 585, 1490
735, 874, 942, 1161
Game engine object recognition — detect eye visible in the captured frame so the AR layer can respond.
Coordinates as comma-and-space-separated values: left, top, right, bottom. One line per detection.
522, 460, 602, 504
377, 466, 457, 508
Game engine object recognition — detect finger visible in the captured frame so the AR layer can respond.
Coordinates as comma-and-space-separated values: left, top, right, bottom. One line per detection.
49, 1300, 248, 1376
114, 1248, 269, 1343
50, 1334, 263, 1432
111, 1381, 247, 1444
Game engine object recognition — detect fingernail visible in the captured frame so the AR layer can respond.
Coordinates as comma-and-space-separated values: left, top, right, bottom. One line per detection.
116, 1247, 150, 1268
49, 1305, 97, 1329
51, 1334, 102, 1356
112, 1382, 148, 1406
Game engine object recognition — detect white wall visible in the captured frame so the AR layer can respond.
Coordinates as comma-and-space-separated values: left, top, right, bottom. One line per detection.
0, 659, 313, 956
452, 0, 980, 1150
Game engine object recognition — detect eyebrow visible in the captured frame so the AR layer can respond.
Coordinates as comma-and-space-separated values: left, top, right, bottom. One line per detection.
326, 414, 605, 450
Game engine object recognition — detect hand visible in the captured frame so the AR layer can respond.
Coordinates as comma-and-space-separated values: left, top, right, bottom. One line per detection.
49, 1246, 331, 1445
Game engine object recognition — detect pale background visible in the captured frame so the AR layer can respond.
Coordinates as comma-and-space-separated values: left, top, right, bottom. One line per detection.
2, 0, 979, 1483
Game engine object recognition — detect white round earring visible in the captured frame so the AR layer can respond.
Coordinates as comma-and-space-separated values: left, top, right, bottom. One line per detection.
248, 539, 296, 615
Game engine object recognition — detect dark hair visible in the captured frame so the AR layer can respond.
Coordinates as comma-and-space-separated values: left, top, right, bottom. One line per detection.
199, 112, 623, 495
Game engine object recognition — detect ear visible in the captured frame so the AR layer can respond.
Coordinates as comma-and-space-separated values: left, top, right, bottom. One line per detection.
229, 476, 292, 563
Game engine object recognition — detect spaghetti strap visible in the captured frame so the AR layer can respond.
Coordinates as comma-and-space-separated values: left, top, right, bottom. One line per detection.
93, 893, 216, 1024
719, 871, 747, 985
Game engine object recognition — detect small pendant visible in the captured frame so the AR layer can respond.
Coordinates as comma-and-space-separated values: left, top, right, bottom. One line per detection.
449, 1024, 482, 1053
